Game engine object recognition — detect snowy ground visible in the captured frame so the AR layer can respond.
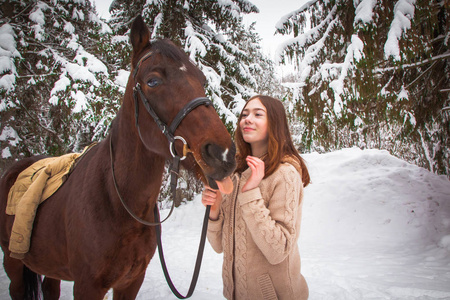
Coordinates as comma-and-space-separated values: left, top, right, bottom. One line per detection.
1, 148, 450, 299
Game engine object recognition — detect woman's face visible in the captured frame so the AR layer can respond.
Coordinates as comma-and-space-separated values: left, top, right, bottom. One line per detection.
239, 98, 268, 150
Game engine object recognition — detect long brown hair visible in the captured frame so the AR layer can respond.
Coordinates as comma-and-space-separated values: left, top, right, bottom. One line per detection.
234, 95, 310, 187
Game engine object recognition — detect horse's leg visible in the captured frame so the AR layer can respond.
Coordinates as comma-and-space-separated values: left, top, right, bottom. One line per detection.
3, 255, 25, 299
3, 254, 42, 299
73, 280, 109, 300
42, 276, 61, 300
112, 273, 145, 300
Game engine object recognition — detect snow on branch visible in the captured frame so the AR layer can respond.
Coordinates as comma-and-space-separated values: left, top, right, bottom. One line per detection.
354, 0, 377, 24
277, 5, 338, 91
213, 0, 251, 21
0, 24, 20, 93
184, 20, 208, 60
275, 0, 319, 32
29, 1, 50, 41
150, 13, 163, 38
384, 0, 416, 60
328, 35, 364, 115
275, 4, 337, 65
276, 4, 337, 64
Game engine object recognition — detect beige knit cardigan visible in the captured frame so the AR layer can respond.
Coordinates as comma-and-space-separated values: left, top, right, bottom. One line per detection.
207, 160, 309, 300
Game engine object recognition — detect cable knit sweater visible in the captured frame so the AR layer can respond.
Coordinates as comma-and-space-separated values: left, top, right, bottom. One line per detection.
207, 160, 308, 300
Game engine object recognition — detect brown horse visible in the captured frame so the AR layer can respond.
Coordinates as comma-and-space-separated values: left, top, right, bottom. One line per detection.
0, 16, 236, 299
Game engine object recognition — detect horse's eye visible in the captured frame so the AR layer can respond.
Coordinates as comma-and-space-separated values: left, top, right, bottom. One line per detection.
147, 78, 161, 88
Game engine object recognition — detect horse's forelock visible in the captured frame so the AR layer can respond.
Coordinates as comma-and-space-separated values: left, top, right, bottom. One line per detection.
150, 40, 203, 77
150, 39, 188, 63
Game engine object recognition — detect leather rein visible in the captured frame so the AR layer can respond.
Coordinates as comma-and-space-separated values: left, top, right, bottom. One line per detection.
109, 50, 212, 298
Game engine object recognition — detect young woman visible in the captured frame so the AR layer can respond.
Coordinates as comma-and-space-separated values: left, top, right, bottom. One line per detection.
202, 95, 310, 300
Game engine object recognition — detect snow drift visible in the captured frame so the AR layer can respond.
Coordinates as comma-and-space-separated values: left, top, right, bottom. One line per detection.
1, 148, 449, 299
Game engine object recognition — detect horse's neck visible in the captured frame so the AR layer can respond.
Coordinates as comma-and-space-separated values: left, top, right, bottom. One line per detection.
109, 107, 167, 220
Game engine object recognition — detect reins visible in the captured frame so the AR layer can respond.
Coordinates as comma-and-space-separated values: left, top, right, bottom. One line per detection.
109, 50, 213, 298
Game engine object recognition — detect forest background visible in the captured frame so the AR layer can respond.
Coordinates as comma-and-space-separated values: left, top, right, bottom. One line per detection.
0, 0, 449, 202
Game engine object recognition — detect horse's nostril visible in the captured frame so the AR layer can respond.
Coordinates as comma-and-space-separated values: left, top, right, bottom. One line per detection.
203, 143, 234, 164
204, 143, 221, 162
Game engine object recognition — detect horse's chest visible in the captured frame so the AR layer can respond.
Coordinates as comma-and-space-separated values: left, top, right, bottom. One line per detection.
107, 230, 156, 273
101, 240, 155, 288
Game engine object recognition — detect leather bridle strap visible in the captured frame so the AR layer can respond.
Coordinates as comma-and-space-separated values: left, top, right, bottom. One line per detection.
110, 137, 177, 226
134, 84, 173, 143
168, 97, 212, 133
133, 83, 212, 144
154, 203, 211, 299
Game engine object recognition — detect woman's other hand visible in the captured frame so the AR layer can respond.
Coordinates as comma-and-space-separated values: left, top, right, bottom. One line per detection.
242, 156, 265, 192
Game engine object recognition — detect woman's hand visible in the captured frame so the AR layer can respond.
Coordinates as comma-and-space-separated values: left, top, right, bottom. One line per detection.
201, 186, 222, 221
242, 156, 265, 192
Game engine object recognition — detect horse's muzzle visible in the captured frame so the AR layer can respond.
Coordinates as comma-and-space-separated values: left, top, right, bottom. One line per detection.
201, 141, 236, 193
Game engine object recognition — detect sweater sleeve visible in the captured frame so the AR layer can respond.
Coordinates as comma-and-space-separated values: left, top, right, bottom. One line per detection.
238, 164, 302, 265
206, 209, 225, 254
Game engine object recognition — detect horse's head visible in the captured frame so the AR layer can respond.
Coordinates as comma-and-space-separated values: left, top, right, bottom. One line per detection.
127, 16, 235, 192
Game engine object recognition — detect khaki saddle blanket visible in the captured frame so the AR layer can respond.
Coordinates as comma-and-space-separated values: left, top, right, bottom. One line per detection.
6, 146, 92, 259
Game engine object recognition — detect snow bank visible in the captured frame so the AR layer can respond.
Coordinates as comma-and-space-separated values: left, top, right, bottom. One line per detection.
301, 148, 450, 247
1, 148, 449, 299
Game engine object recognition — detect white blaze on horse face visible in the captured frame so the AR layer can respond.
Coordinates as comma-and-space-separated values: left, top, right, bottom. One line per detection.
180, 64, 187, 72
222, 148, 229, 162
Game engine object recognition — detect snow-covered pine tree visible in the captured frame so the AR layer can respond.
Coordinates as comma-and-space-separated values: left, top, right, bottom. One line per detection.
0, 0, 123, 172
276, 0, 449, 176
108, 0, 274, 130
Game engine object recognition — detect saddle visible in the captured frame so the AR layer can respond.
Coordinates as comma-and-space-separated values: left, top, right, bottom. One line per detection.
6, 145, 94, 259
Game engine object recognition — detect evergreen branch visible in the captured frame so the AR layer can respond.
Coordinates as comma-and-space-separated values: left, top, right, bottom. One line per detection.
17, 73, 58, 78
278, 4, 337, 56
375, 51, 450, 72
404, 61, 438, 90
10, 2, 35, 20
16, 100, 58, 136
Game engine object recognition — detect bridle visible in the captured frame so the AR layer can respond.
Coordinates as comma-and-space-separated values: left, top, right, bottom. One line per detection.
110, 50, 213, 226
109, 49, 213, 298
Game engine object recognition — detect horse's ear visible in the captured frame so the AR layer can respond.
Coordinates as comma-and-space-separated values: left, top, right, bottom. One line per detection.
130, 15, 150, 54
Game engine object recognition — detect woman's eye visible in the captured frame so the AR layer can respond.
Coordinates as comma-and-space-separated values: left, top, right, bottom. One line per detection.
147, 78, 161, 87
